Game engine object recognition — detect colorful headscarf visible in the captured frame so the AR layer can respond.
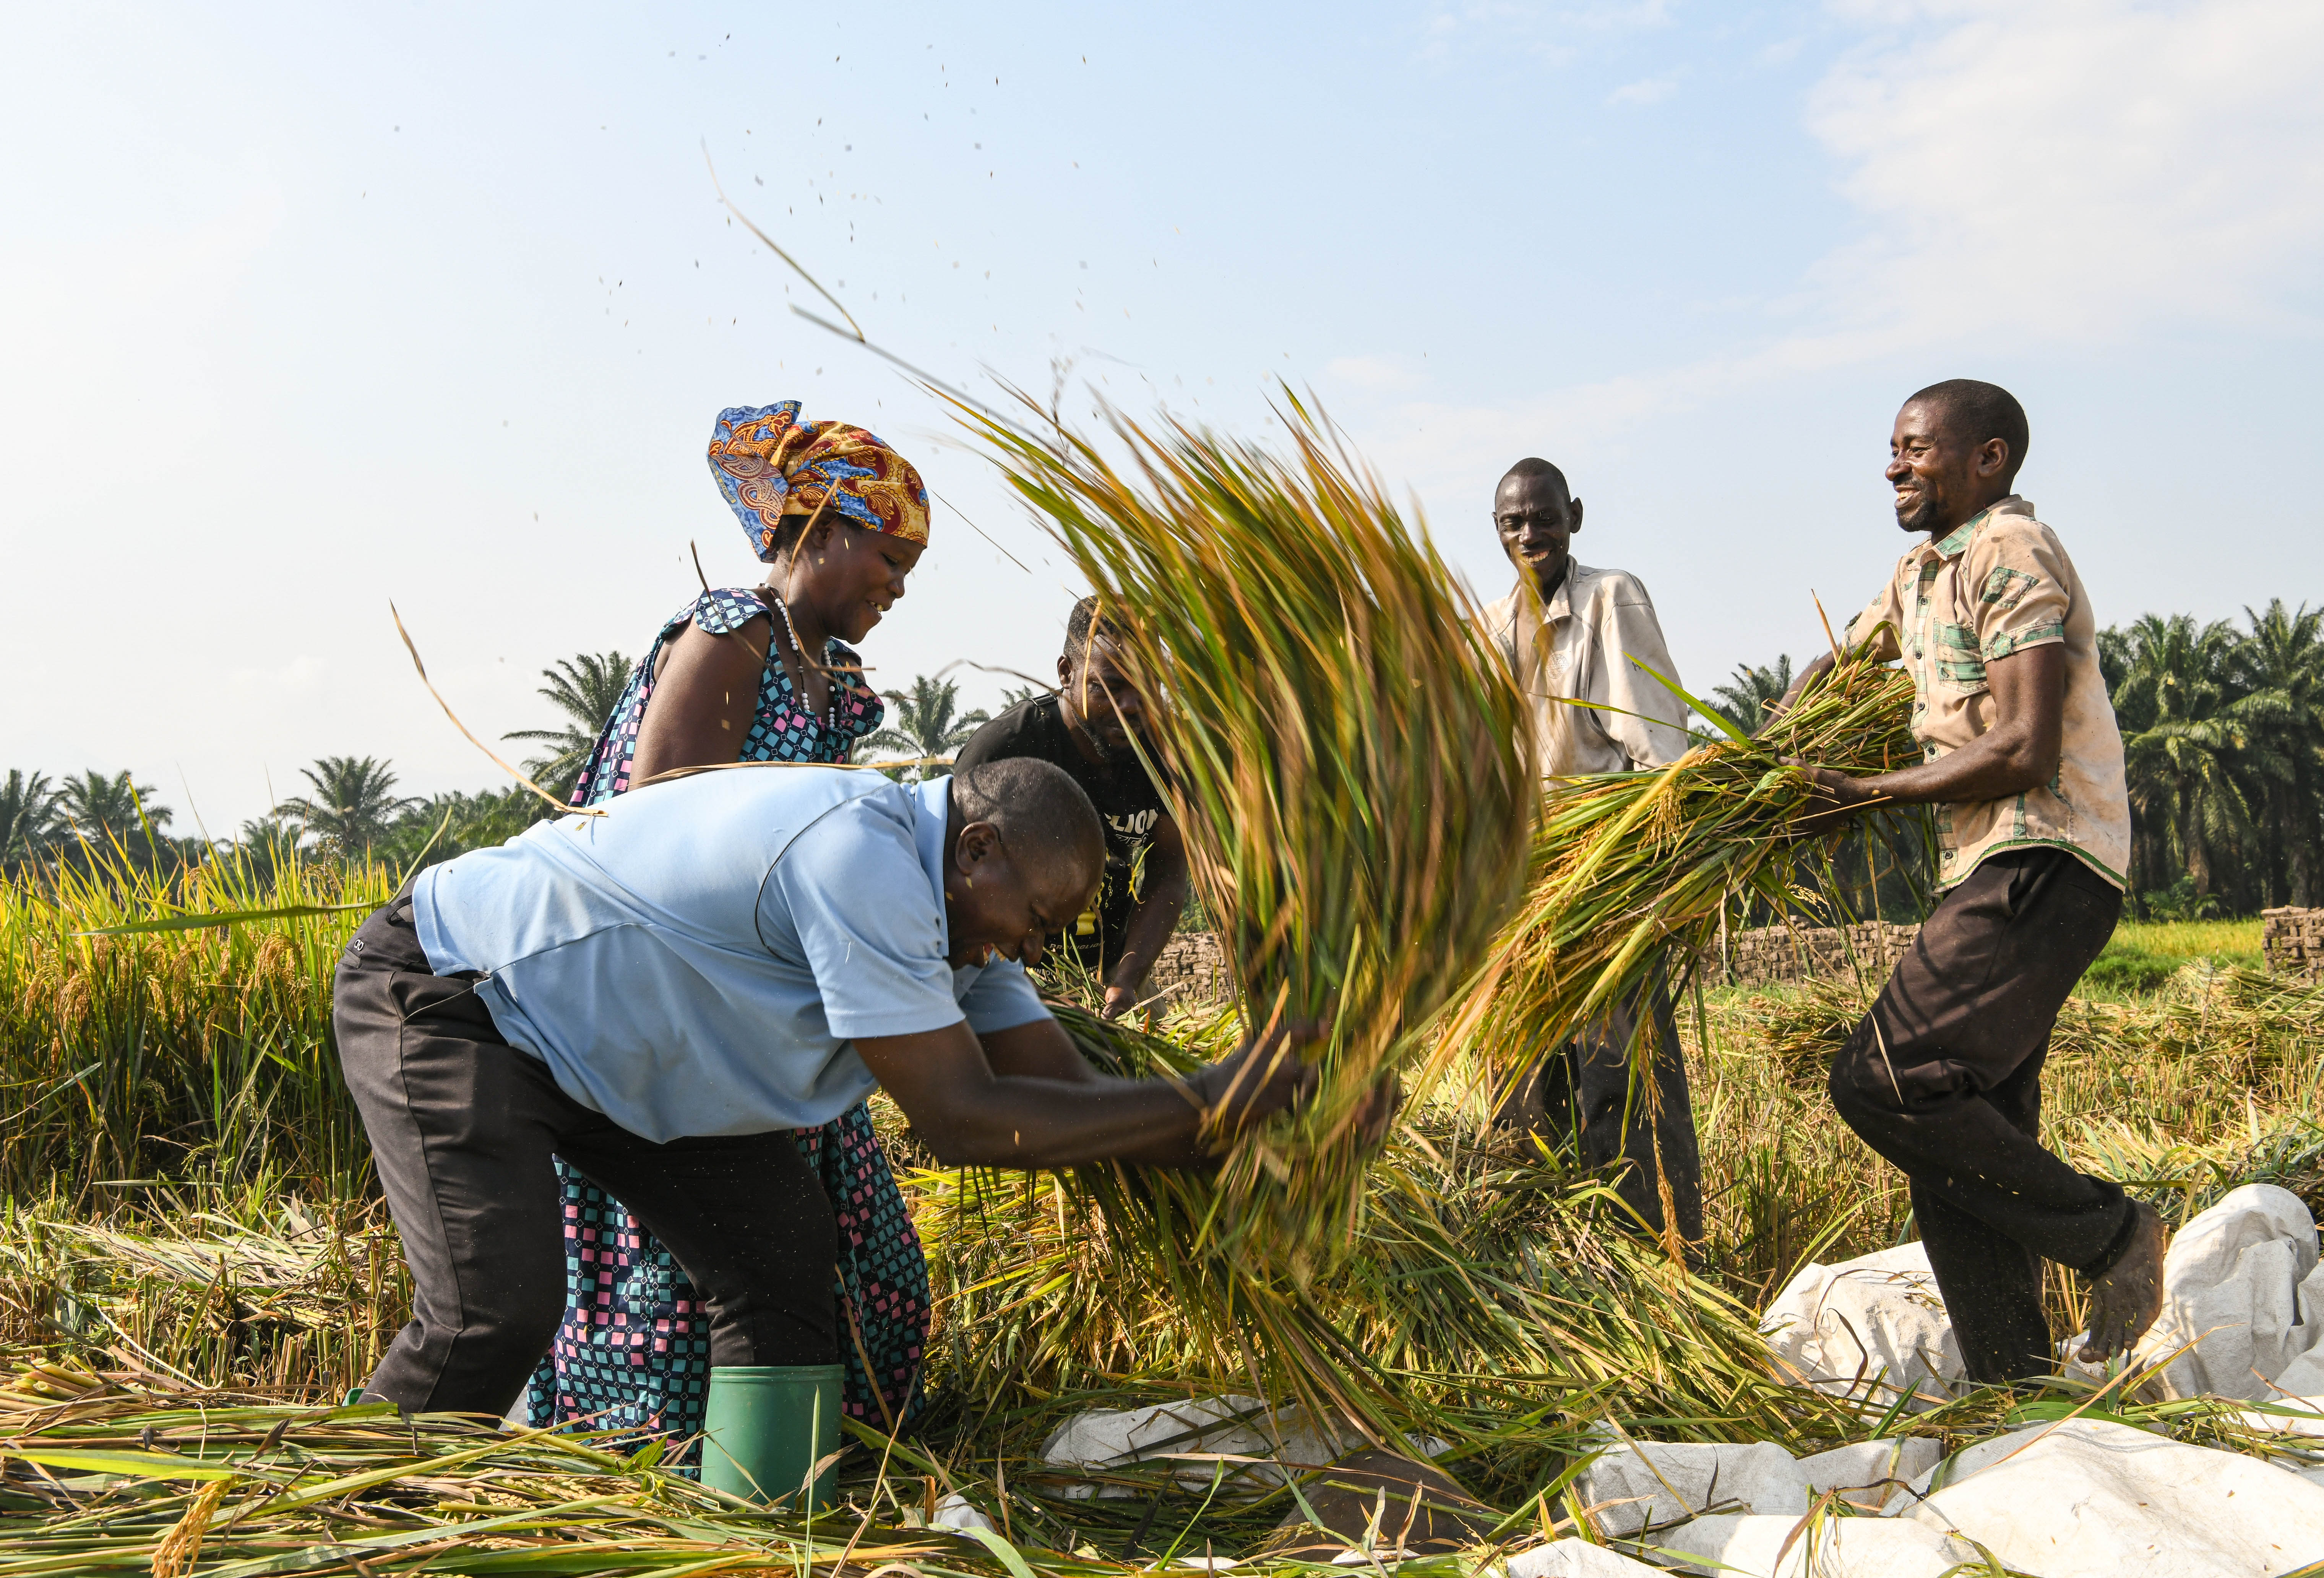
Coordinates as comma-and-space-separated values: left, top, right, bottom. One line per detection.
708, 401, 931, 560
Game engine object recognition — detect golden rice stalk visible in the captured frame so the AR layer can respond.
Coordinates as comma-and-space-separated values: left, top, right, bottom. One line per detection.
1449, 638, 1918, 1112
963, 390, 1535, 1277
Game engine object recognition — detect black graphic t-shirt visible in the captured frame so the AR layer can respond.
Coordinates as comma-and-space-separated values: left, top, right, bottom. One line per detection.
953, 695, 1168, 951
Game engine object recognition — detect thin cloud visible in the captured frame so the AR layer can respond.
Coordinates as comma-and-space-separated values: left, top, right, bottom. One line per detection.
1608, 73, 1676, 106
1383, 0, 2324, 461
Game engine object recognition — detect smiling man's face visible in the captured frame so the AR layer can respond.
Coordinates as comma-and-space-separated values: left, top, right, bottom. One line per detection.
1887, 398, 2012, 539
941, 820, 1101, 971
1494, 472, 1581, 596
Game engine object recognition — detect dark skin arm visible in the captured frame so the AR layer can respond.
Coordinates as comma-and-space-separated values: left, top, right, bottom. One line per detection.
854, 1014, 1319, 1170
1102, 815, 1193, 1020
1776, 643, 2066, 831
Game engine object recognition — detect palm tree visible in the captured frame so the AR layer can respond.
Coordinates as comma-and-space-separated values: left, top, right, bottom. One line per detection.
0, 770, 62, 873
504, 651, 634, 803
274, 757, 420, 857
1705, 655, 1793, 737
860, 674, 989, 781
55, 769, 173, 859
2228, 600, 2324, 907
2109, 614, 2251, 903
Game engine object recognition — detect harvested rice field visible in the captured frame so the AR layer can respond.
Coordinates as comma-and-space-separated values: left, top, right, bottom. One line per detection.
3, 844, 2321, 1574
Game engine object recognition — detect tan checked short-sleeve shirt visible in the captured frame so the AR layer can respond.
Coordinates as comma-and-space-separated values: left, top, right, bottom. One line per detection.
1843, 497, 2130, 892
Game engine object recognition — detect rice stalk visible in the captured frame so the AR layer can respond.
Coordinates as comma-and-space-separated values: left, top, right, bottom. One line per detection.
1449, 634, 1919, 1107
921, 1004, 1869, 1471
962, 390, 1535, 1279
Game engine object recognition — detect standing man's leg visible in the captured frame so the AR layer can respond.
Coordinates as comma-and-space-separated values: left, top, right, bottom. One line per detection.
1500, 960, 1703, 1243
1905, 1045, 2050, 1381
1570, 965, 1702, 1242
1827, 849, 2155, 1385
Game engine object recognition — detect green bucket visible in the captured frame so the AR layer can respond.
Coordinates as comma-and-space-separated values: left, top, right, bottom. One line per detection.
700, 1364, 844, 1509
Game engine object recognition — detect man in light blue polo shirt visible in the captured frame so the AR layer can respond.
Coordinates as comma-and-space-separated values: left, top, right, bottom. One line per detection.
333, 757, 1315, 1417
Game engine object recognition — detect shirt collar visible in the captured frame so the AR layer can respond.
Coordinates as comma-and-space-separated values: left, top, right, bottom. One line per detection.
1929, 496, 2030, 561
1511, 562, 1587, 629
911, 775, 952, 956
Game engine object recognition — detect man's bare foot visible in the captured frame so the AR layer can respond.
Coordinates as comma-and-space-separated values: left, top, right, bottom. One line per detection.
2078, 1201, 2166, 1364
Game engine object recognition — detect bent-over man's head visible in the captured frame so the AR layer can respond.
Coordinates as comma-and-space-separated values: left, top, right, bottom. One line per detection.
1889, 380, 2029, 539
1058, 595, 1150, 759
943, 758, 1105, 969
1494, 458, 1583, 598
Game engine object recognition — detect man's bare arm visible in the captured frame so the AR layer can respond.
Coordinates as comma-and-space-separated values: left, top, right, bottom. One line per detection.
1103, 817, 1193, 1020
855, 1015, 1316, 1170
1796, 643, 2066, 823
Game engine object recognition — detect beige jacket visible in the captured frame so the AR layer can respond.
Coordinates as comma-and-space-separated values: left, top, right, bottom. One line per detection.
1844, 497, 2130, 891
1476, 563, 1692, 779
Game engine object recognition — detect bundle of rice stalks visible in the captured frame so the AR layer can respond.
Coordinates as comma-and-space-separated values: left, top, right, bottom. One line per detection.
920, 1007, 1869, 1476
1450, 635, 1918, 1110
964, 392, 1534, 1278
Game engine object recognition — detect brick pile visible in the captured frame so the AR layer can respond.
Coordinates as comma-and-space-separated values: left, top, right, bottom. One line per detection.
1720, 921, 1921, 989
2262, 907, 2324, 981
1143, 930, 1235, 1011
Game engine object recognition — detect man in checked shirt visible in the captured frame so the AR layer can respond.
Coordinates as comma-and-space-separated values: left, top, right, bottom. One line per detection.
1772, 379, 2165, 1385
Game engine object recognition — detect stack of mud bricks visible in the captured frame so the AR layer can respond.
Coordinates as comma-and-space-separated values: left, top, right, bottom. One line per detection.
1142, 931, 1235, 1011
1721, 921, 1922, 989
2262, 907, 2324, 981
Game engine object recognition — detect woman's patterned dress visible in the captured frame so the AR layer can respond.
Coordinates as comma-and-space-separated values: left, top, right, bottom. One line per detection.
523, 586, 931, 1442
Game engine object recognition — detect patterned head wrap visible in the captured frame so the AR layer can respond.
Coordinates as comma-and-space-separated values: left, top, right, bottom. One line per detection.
708, 401, 931, 561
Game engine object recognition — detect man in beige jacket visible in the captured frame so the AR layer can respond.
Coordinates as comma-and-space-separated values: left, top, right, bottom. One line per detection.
1477, 458, 1700, 1243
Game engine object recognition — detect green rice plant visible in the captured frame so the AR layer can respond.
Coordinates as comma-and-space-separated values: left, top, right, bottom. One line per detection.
964, 391, 1535, 1279
0, 844, 391, 1203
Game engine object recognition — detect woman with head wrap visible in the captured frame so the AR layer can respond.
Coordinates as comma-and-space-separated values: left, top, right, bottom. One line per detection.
524, 402, 933, 1442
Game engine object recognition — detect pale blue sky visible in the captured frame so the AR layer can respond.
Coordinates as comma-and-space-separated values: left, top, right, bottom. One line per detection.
5, 2, 2319, 831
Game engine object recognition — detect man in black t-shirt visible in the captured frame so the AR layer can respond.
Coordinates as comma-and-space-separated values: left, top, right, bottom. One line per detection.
954, 597, 1192, 1019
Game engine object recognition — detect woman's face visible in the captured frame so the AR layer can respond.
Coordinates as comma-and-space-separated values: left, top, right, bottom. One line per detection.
789, 518, 923, 643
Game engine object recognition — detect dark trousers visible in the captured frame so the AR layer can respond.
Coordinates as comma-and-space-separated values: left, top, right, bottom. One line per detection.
1828, 847, 2134, 1385
1501, 966, 1704, 1243
332, 893, 840, 1416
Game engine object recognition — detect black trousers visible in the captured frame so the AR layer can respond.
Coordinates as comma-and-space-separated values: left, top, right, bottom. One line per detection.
1828, 847, 2134, 1385
1500, 964, 1704, 1243
331, 893, 840, 1416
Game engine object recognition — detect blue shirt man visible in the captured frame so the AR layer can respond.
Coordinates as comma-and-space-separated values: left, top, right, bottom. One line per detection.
413, 768, 1050, 1141
333, 756, 1315, 1417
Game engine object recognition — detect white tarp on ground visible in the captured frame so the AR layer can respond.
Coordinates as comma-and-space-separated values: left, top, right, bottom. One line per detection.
1792, 1439, 1941, 1512
1504, 1540, 1666, 1577
1904, 1418, 2324, 1576
1574, 1440, 1806, 1536
1038, 1397, 1365, 1497
1574, 1437, 1942, 1537
1758, 1244, 1962, 1409
1646, 1512, 1975, 1578
2122, 1184, 2324, 1402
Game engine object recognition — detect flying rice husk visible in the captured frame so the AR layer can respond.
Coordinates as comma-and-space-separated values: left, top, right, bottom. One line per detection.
961, 390, 1535, 1285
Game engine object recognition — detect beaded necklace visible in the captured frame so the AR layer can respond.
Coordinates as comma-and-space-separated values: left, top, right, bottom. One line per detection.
768, 590, 841, 739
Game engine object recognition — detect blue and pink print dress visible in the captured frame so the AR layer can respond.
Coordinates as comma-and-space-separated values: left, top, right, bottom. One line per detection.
524, 586, 930, 1441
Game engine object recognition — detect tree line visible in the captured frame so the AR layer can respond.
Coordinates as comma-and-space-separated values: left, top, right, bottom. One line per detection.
0, 656, 1009, 880
7, 601, 2318, 919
